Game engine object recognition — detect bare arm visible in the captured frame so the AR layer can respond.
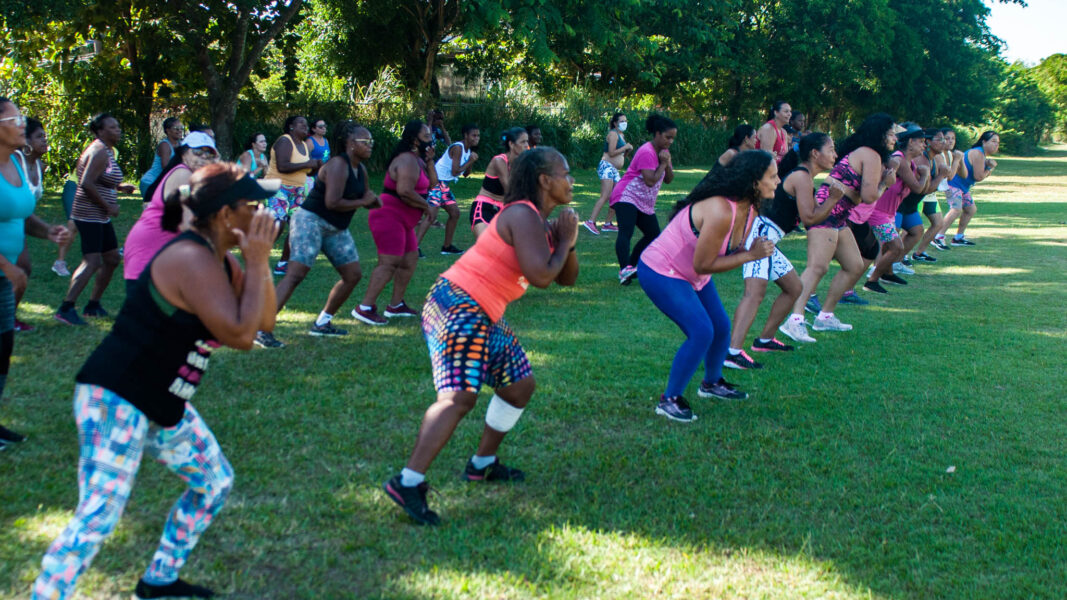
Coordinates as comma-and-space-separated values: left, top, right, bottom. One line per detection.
605, 131, 631, 158
756, 124, 777, 152
157, 140, 174, 166
790, 172, 838, 226
857, 149, 892, 205
391, 154, 433, 214
692, 198, 772, 274
152, 208, 278, 349
273, 137, 319, 173
499, 204, 578, 288
898, 157, 930, 194
323, 160, 378, 212
970, 148, 994, 182
79, 148, 110, 211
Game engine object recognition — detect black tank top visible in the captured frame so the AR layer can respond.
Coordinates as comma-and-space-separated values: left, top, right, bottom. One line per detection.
762, 166, 807, 234
76, 231, 230, 426
302, 159, 367, 230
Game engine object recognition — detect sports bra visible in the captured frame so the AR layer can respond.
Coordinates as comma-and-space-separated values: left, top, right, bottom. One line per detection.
481, 153, 509, 196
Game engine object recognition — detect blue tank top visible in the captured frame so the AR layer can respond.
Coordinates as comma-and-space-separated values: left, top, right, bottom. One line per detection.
309, 136, 330, 161
603, 131, 627, 153
139, 139, 173, 190
0, 159, 36, 267
948, 147, 984, 192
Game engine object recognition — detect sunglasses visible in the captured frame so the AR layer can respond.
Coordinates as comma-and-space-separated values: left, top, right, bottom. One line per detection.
354, 138, 375, 147
0, 115, 27, 127
191, 147, 219, 159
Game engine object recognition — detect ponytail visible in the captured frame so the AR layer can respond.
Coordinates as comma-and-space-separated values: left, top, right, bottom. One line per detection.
161, 184, 192, 232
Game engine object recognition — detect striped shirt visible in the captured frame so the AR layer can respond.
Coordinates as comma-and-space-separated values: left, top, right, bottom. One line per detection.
71, 141, 124, 223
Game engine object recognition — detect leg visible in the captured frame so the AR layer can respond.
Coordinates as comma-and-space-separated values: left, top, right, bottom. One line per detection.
406, 390, 479, 473
88, 249, 121, 303
900, 224, 924, 256
628, 211, 662, 267
939, 207, 961, 239
388, 250, 420, 306
360, 255, 402, 307
870, 238, 903, 281
442, 204, 460, 247
823, 227, 864, 313
140, 403, 234, 586
415, 206, 440, 244
474, 376, 536, 459
695, 279, 732, 385
637, 263, 715, 398
759, 269, 802, 339
791, 228, 838, 315
64, 253, 103, 304
589, 178, 614, 223
613, 202, 638, 268
729, 277, 768, 349
34, 385, 149, 600
56, 219, 77, 262
915, 211, 943, 253
957, 202, 976, 236
274, 261, 311, 312
15, 246, 30, 307
323, 261, 362, 315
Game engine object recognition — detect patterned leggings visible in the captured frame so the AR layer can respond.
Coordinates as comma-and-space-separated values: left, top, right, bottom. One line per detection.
33, 384, 233, 600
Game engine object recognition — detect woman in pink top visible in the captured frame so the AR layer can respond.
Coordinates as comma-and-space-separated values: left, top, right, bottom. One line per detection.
383, 147, 578, 526
355, 120, 437, 325
755, 101, 792, 164
637, 151, 777, 423
611, 114, 676, 285
123, 132, 219, 292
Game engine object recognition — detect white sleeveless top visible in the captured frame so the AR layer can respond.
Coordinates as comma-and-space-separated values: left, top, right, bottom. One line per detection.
435, 142, 472, 184
15, 151, 43, 200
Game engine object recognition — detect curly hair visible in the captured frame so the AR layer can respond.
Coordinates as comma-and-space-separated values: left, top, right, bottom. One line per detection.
837, 112, 894, 165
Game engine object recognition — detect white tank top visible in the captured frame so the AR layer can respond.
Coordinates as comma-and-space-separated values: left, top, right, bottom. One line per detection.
15, 151, 44, 200
435, 142, 471, 183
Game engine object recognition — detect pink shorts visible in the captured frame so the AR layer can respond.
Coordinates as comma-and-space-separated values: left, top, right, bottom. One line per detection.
368, 208, 418, 256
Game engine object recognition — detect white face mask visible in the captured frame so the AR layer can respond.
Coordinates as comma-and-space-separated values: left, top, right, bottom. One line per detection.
618, 121, 628, 132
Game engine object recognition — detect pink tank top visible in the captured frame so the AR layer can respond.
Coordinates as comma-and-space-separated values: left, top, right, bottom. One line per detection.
379, 165, 430, 228
641, 199, 754, 291
755, 120, 789, 163
442, 200, 547, 322
123, 164, 190, 280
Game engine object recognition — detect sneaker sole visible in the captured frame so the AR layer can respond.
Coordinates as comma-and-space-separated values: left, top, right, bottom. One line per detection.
812, 324, 853, 332
382, 481, 438, 526
723, 360, 760, 370
383, 312, 417, 318
582, 223, 600, 235
697, 390, 749, 401
751, 346, 792, 352
308, 330, 347, 337
654, 407, 697, 422
352, 312, 388, 326
778, 325, 816, 343
53, 315, 86, 326
253, 341, 285, 349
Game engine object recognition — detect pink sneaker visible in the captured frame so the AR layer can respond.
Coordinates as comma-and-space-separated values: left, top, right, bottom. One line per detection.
601, 222, 619, 232
582, 220, 600, 235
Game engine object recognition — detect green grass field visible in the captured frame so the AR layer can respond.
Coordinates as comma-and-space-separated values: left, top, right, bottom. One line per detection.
2, 147, 1066, 599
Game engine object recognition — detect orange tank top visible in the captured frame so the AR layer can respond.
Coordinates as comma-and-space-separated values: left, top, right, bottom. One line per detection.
265, 134, 312, 187
442, 200, 547, 322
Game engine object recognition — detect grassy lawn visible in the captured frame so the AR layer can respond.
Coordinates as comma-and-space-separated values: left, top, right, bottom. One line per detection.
2, 146, 1066, 599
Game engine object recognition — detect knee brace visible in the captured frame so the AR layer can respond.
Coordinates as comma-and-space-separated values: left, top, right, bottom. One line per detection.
485, 394, 524, 433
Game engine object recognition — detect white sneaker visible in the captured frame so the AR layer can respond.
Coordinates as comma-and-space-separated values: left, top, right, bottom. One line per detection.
779, 318, 816, 343
892, 262, 915, 275
52, 260, 70, 277
812, 314, 853, 332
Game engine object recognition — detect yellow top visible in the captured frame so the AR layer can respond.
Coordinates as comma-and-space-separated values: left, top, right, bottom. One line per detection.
265, 134, 312, 187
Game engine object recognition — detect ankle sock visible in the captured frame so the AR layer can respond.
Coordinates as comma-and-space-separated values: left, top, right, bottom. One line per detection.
359, 304, 373, 312
400, 468, 425, 487
315, 311, 332, 327
470, 454, 496, 470
728, 347, 742, 355
954, 233, 964, 240
788, 314, 805, 324
758, 338, 772, 344
817, 311, 833, 320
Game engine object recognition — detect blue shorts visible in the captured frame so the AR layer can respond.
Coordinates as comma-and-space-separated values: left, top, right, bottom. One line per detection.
896, 211, 923, 230
427, 183, 457, 207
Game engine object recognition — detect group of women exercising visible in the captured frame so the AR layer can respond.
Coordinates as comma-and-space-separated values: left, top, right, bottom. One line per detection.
0, 95, 998, 598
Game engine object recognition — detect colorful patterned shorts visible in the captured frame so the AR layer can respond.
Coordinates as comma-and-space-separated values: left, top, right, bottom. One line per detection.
597, 159, 621, 183
427, 183, 457, 207
945, 186, 974, 210
267, 184, 307, 222
422, 278, 532, 393
872, 221, 900, 243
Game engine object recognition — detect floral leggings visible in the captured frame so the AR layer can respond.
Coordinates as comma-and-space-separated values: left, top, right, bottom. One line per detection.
33, 384, 233, 600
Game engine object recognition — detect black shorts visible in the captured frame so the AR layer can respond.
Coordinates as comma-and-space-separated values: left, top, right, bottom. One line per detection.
848, 221, 880, 261
922, 200, 939, 216
469, 199, 501, 229
75, 220, 119, 255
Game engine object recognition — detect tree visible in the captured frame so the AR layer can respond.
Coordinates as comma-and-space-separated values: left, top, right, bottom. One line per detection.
992, 63, 1055, 152
1033, 54, 1067, 136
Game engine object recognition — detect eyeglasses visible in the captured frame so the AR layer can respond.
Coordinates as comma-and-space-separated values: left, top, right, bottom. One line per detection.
191, 147, 219, 159
0, 115, 27, 127
354, 138, 375, 146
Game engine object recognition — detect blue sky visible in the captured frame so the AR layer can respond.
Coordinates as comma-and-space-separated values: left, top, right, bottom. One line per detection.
985, 0, 1067, 65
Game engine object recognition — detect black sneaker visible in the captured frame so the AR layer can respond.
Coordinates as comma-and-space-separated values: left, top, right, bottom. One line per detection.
698, 378, 748, 401
912, 252, 937, 263
931, 238, 951, 251
951, 237, 976, 246
881, 273, 908, 286
655, 395, 696, 422
254, 331, 286, 348
309, 322, 348, 337
83, 303, 109, 318
418, 247, 426, 259
54, 306, 87, 326
863, 280, 889, 294
135, 578, 214, 599
0, 424, 26, 444
723, 350, 763, 370
440, 244, 464, 255
383, 475, 440, 526
751, 338, 794, 352
463, 458, 525, 482
901, 257, 913, 267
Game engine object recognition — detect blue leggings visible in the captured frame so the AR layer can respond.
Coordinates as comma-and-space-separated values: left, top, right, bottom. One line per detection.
637, 261, 729, 398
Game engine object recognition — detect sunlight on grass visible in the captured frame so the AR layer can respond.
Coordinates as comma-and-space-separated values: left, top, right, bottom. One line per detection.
863, 306, 920, 315
6, 510, 69, 545
935, 266, 1032, 276
392, 524, 879, 599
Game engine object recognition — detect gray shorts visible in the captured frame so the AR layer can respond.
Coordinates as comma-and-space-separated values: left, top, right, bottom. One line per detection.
741, 216, 794, 281
289, 208, 359, 268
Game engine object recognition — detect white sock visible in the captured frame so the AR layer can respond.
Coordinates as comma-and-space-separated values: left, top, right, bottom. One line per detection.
817, 311, 833, 320
728, 347, 742, 355
359, 304, 373, 312
400, 468, 425, 487
758, 338, 772, 344
935, 234, 945, 240
315, 311, 332, 327
470, 454, 495, 470
789, 314, 805, 325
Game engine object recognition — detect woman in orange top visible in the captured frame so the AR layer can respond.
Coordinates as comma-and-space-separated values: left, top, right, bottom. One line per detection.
383, 147, 579, 526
